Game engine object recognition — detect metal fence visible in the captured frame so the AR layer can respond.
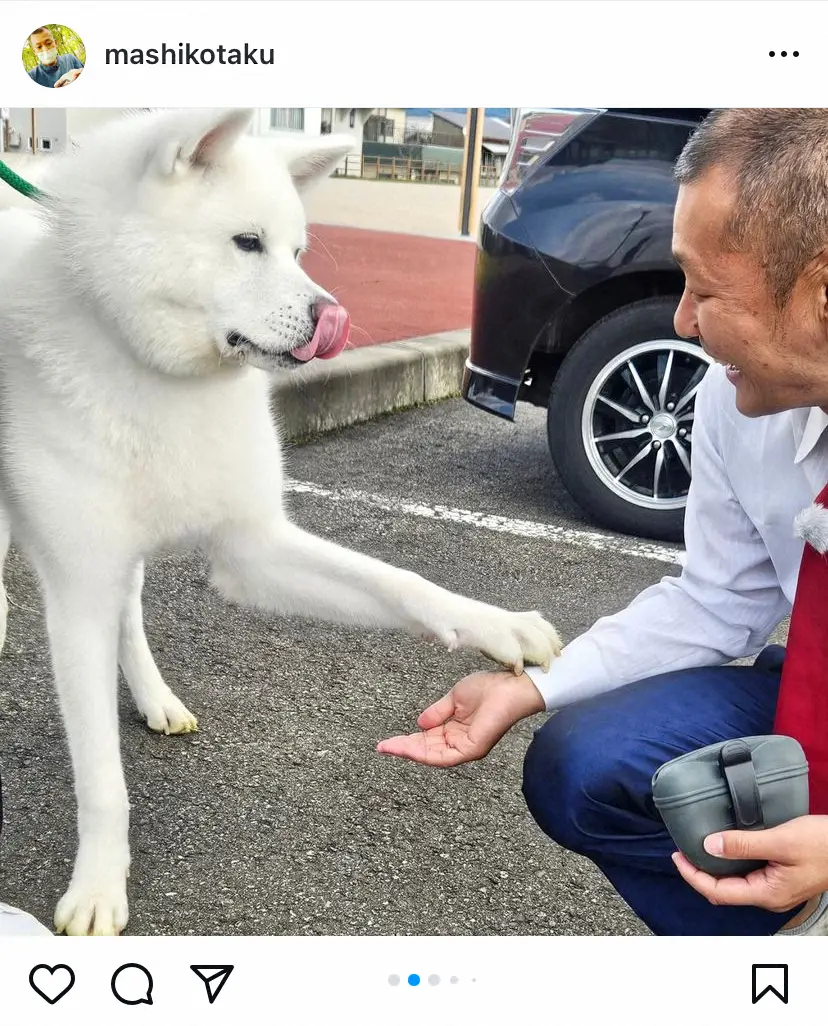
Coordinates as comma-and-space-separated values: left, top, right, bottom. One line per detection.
363, 125, 471, 148
334, 153, 501, 186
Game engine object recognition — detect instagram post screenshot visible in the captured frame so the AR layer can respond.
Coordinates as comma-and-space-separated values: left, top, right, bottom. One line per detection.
0, 0, 825, 1019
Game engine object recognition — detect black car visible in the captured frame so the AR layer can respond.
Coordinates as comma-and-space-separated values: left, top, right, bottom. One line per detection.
463, 108, 713, 542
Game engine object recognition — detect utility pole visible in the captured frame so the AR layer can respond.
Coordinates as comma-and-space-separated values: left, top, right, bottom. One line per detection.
458, 107, 485, 237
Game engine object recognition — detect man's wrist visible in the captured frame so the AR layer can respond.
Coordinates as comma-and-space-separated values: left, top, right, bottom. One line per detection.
495, 670, 545, 717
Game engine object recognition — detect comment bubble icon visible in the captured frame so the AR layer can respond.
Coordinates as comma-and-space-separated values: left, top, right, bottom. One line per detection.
111, 963, 154, 1006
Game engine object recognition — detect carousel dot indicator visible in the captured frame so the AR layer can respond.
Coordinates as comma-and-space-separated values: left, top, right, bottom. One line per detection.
408, 974, 420, 987
428, 974, 440, 986
388, 975, 400, 986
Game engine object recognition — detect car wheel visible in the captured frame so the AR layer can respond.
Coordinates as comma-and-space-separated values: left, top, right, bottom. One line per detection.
547, 297, 713, 542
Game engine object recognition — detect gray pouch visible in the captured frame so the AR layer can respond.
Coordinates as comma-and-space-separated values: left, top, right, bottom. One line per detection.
651, 735, 809, 877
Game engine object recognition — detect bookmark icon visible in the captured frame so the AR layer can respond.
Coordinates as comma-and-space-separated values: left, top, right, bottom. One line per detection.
191, 965, 234, 1005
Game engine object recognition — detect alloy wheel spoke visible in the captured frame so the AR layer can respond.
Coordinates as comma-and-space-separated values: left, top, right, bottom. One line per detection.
626, 359, 656, 412
594, 427, 651, 443
652, 445, 665, 499
674, 378, 702, 414
615, 442, 653, 482
597, 393, 643, 424
670, 436, 692, 474
657, 349, 675, 410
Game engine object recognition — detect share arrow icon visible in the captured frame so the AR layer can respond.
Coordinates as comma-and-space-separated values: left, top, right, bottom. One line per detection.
190, 965, 234, 1004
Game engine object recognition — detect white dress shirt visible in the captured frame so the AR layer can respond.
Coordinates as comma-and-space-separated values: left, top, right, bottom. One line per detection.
526, 363, 828, 710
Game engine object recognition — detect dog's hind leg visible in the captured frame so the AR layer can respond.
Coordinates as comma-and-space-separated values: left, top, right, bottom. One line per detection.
119, 560, 198, 735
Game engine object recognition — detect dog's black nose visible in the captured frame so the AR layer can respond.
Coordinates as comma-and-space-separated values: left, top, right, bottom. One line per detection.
226, 331, 245, 347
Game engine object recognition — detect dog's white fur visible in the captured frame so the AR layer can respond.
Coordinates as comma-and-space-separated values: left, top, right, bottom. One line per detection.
0, 109, 561, 935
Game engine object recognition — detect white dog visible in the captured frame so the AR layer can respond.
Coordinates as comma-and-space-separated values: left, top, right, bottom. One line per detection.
0, 108, 561, 936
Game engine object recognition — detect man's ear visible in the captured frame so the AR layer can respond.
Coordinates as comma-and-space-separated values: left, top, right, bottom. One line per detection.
152, 108, 254, 176
284, 134, 358, 191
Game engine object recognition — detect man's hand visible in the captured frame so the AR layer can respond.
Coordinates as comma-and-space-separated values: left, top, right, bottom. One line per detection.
376, 670, 546, 767
54, 69, 82, 87
672, 815, 828, 912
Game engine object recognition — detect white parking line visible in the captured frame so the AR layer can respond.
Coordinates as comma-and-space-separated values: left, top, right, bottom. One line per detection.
285, 480, 684, 566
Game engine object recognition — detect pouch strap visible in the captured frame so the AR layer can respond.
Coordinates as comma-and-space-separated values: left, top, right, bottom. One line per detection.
719, 739, 764, 829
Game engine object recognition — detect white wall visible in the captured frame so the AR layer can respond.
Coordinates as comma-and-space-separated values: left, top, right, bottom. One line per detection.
252, 107, 323, 136
331, 108, 365, 147
2, 108, 132, 154
66, 109, 126, 137
304, 107, 323, 134
1, 107, 69, 153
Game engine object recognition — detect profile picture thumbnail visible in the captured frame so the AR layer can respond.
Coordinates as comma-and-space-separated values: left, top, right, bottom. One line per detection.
23, 24, 86, 89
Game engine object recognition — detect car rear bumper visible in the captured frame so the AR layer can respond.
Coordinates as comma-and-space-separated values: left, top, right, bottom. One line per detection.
463, 191, 569, 419
462, 360, 522, 421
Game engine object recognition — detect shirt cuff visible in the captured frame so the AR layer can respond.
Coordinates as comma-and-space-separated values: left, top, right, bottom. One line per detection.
524, 634, 611, 711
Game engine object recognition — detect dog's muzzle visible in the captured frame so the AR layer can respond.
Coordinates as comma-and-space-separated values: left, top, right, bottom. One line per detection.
226, 301, 350, 365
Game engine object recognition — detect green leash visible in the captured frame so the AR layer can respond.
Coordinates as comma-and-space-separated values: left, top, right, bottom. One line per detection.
0, 158, 48, 202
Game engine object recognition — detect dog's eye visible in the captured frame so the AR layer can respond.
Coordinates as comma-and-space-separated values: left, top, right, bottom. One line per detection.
233, 233, 264, 253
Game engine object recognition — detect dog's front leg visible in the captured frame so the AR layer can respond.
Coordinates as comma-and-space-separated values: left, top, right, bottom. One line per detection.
209, 519, 561, 673
43, 577, 131, 936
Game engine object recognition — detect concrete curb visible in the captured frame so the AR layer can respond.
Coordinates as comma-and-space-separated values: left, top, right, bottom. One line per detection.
271, 329, 470, 440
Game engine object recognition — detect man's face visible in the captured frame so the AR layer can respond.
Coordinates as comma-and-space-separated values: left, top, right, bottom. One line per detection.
30, 30, 58, 63
672, 164, 828, 417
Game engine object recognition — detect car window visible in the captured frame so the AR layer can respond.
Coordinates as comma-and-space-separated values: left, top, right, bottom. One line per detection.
554, 114, 696, 169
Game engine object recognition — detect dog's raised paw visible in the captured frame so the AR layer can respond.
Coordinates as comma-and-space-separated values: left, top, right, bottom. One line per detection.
455, 608, 562, 675
54, 882, 129, 936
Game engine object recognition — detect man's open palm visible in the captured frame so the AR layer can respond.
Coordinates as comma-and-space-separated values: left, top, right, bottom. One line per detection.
376, 671, 546, 767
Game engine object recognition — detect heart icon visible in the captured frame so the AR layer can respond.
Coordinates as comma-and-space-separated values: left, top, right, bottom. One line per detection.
29, 964, 76, 1004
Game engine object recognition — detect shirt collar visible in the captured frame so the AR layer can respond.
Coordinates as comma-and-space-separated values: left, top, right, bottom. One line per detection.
794, 406, 828, 464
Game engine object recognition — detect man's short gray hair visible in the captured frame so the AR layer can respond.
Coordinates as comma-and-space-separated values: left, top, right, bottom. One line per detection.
675, 108, 828, 307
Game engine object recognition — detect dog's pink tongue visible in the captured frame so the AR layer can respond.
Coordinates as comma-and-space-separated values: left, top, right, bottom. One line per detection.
291, 304, 350, 362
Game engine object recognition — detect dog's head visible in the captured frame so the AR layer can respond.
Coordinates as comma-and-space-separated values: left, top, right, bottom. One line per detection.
42, 108, 356, 376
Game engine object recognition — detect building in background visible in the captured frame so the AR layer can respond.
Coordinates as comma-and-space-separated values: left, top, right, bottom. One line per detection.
1, 106, 75, 153
362, 108, 408, 144
1, 107, 376, 155
0, 106, 511, 188
428, 110, 511, 174
251, 107, 375, 145
358, 108, 512, 184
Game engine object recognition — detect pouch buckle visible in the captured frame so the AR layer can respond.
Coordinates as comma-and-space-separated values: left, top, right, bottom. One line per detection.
719, 739, 764, 830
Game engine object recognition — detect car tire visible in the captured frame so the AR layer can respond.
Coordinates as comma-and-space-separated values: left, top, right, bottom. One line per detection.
547, 297, 712, 542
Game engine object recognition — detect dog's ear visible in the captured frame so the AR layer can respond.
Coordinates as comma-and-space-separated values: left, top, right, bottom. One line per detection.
153, 109, 254, 176
285, 135, 358, 192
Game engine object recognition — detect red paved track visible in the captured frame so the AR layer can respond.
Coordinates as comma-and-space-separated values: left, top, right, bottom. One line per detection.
301, 225, 476, 347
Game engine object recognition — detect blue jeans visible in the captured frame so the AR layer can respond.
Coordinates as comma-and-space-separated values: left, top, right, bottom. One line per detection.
522, 645, 799, 935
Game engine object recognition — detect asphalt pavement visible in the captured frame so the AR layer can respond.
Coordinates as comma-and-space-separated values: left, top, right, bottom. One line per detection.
0, 399, 676, 936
